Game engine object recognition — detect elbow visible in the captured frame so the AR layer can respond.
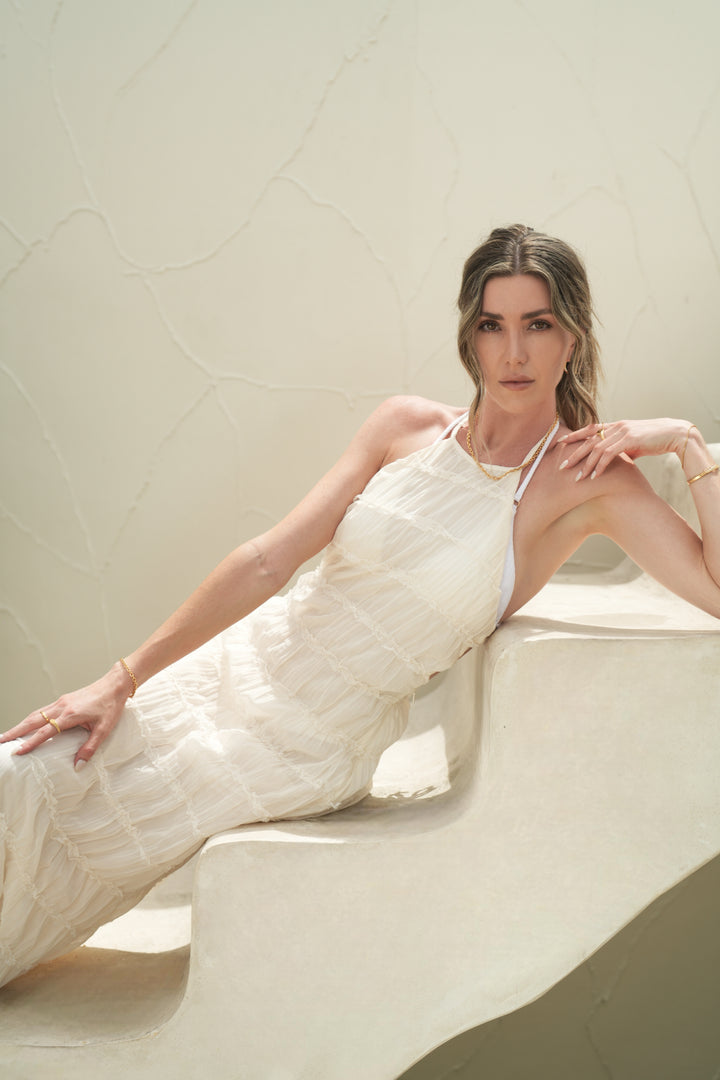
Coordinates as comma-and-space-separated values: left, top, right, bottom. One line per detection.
687, 567, 720, 620
699, 586, 720, 621
247, 537, 292, 594
695, 555, 720, 619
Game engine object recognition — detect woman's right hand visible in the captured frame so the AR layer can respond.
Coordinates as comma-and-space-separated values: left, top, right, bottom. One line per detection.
0, 662, 136, 769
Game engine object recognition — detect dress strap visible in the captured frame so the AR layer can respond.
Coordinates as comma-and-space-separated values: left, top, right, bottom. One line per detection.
435, 412, 468, 443
513, 419, 560, 504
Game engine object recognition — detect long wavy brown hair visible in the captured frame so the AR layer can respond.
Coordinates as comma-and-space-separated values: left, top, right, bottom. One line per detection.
457, 224, 601, 431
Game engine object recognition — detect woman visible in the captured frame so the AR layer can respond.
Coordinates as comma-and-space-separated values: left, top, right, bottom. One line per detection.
1, 224, 718, 987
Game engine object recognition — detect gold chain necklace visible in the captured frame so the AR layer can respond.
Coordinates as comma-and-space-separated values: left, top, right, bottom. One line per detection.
466, 412, 559, 482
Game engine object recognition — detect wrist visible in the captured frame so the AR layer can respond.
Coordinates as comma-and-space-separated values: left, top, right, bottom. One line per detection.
118, 657, 138, 696
679, 426, 709, 476
675, 422, 695, 468
110, 659, 137, 700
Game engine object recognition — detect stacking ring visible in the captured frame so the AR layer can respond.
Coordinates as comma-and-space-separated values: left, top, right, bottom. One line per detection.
598, 425, 606, 440
41, 710, 61, 735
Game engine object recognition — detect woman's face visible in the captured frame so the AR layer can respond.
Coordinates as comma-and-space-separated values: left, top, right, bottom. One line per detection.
473, 274, 576, 414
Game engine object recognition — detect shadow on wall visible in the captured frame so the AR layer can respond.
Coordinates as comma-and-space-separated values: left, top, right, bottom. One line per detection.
399, 852, 720, 1080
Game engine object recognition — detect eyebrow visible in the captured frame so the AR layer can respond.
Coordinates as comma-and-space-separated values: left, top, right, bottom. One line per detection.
479, 308, 552, 321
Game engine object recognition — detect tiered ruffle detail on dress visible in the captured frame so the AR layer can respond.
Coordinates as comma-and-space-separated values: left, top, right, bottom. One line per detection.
0, 431, 526, 986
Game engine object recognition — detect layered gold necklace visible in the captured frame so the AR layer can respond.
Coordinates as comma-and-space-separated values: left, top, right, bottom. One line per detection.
466, 412, 559, 482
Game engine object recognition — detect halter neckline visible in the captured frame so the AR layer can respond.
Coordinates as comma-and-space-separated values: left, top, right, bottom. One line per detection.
443, 412, 560, 478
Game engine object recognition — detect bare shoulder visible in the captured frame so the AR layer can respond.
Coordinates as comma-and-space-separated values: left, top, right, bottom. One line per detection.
370, 394, 464, 432
260, 398, 465, 579
588, 453, 660, 510
369, 395, 465, 465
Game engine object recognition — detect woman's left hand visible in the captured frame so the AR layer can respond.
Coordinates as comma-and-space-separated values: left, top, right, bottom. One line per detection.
558, 418, 689, 480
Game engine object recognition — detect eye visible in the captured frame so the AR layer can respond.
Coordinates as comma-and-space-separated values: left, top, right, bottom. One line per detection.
528, 319, 551, 330
477, 319, 499, 332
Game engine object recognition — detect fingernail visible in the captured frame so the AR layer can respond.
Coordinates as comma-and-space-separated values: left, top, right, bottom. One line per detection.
559, 459, 568, 470
75, 759, 88, 772
575, 470, 583, 482
558, 434, 567, 441
590, 470, 596, 480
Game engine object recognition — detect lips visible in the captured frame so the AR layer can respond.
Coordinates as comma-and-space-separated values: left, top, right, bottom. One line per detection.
500, 378, 534, 386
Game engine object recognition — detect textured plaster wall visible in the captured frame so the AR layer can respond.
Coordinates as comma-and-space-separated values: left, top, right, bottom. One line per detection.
2, 0, 719, 1076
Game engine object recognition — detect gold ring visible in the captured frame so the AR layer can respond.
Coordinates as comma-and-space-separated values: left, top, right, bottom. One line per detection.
598, 425, 606, 440
41, 710, 61, 735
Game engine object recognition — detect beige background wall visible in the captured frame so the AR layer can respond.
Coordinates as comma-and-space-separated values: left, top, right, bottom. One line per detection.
2, 0, 719, 1076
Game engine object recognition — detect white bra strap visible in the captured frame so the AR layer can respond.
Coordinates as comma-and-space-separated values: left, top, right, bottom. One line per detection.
514, 419, 560, 504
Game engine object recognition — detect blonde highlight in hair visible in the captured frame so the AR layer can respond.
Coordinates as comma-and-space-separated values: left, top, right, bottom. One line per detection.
457, 224, 601, 430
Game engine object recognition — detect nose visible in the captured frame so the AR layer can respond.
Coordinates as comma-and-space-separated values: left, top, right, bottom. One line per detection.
506, 328, 528, 366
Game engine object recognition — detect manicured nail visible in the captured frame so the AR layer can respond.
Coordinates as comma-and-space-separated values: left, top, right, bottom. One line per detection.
75, 759, 88, 771
590, 470, 596, 480
559, 459, 568, 470
575, 470, 583, 482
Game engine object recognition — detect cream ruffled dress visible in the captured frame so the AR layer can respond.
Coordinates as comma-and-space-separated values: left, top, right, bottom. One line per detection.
0, 418, 556, 986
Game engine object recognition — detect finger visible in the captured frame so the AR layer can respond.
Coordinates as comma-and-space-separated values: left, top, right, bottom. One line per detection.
0, 716, 38, 742
39, 709, 64, 735
1, 716, 46, 745
561, 427, 625, 475
575, 436, 626, 480
589, 443, 629, 479
560, 422, 614, 463
1, 700, 64, 741
558, 434, 612, 478
559, 436, 599, 470
558, 423, 603, 444
11, 724, 60, 756
561, 425, 595, 442
74, 728, 107, 770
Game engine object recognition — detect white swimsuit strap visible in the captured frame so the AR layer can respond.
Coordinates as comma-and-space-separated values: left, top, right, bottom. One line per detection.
514, 419, 560, 504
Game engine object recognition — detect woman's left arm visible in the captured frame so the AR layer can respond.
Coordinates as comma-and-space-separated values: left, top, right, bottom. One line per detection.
560, 418, 720, 617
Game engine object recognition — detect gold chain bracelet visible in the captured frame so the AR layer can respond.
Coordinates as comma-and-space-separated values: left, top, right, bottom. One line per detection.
119, 657, 138, 696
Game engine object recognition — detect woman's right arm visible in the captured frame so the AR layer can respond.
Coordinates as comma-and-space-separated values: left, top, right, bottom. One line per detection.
2, 397, 423, 765
122, 401, 400, 688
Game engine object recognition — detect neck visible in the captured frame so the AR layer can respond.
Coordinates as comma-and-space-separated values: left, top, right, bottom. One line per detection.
473, 402, 558, 465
